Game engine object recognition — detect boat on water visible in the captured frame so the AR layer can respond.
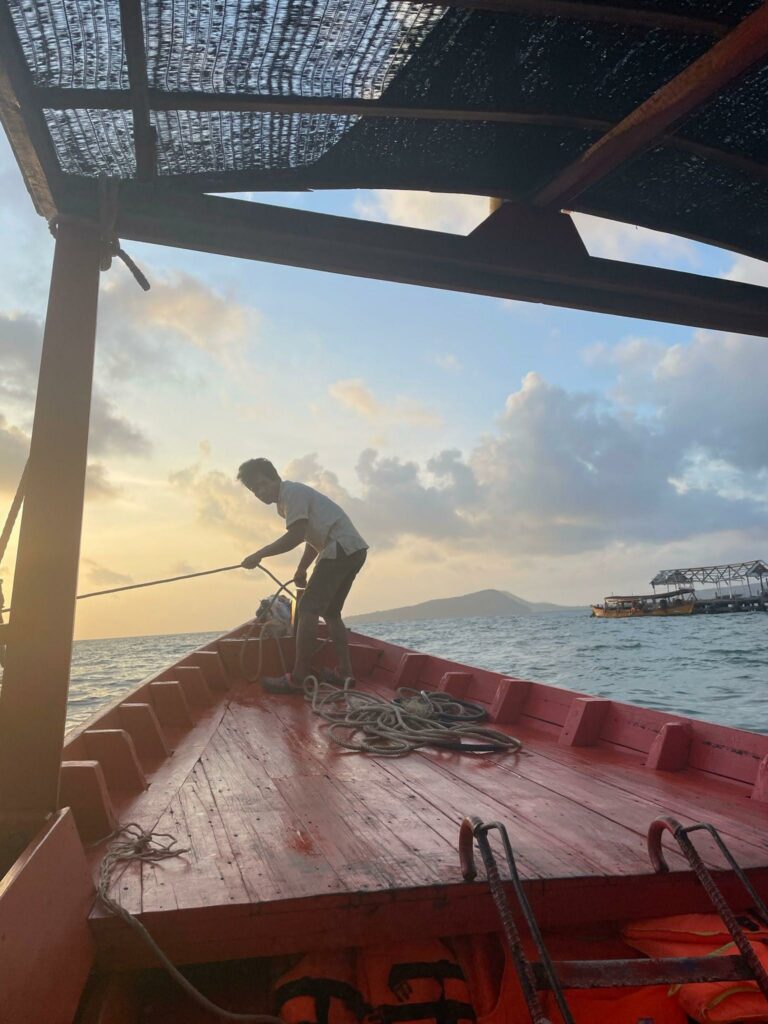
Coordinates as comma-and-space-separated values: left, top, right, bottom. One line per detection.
591, 589, 697, 618
593, 562, 768, 617
2, 0, 768, 1021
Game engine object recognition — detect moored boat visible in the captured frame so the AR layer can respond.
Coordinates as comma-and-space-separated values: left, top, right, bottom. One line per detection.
591, 589, 697, 618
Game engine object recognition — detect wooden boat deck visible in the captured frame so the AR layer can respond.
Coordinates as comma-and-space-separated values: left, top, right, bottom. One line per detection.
60, 629, 768, 970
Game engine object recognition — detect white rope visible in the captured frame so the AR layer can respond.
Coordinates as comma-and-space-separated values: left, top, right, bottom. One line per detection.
303, 678, 522, 757
98, 823, 284, 1023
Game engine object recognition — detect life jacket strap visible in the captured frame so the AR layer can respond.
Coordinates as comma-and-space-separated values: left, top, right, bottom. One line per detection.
275, 977, 370, 1024
372, 999, 477, 1024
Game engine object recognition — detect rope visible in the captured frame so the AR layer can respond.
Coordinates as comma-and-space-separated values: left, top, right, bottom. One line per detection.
0, 462, 26, 566
77, 563, 242, 600
48, 177, 150, 292
239, 572, 298, 683
98, 823, 284, 1023
303, 678, 522, 757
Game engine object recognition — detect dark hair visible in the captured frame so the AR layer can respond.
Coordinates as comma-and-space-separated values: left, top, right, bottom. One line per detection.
237, 458, 280, 487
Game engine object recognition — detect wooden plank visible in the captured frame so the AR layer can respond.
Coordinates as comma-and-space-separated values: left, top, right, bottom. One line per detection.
0, 810, 94, 1023
59, 761, 118, 844
534, 1, 768, 208
481, 739, 768, 870
751, 755, 768, 804
0, 220, 102, 820
91, 864, 768, 970
118, 703, 170, 765
85, 729, 147, 792
490, 678, 531, 723
646, 721, 692, 771
503, 725, 768, 853
559, 697, 611, 747
0, 3, 60, 217
117, 0, 155, 180
72, 186, 768, 338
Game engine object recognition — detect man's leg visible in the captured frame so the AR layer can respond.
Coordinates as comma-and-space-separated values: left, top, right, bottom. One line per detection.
322, 549, 367, 681
324, 614, 353, 680
291, 607, 319, 685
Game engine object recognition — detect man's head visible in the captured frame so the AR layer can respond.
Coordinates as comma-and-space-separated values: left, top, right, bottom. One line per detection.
237, 458, 281, 504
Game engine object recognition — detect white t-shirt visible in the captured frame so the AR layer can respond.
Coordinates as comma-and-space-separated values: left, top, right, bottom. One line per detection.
277, 481, 368, 561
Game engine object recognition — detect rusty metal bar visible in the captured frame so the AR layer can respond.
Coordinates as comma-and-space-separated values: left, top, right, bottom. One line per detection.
533, 955, 752, 990
460, 816, 563, 1024
648, 816, 768, 1000
0, 218, 101, 821
534, 1, 768, 208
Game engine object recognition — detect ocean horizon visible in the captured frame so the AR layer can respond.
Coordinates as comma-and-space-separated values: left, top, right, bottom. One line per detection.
66, 609, 768, 736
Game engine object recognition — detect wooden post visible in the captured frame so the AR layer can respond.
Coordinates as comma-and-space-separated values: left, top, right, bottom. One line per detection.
0, 218, 101, 824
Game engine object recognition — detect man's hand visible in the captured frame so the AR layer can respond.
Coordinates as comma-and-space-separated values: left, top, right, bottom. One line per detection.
241, 552, 262, 570
293, 568, 307, 588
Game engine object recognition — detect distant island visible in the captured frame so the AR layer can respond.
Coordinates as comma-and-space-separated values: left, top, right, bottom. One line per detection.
348, 588, 582, 625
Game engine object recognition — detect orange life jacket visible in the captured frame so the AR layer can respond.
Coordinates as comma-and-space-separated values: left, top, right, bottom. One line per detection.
544, 985, 688, 1023
622, 913, 768, 1023
274, 951, 368, 1024
358, 941, 476, 1024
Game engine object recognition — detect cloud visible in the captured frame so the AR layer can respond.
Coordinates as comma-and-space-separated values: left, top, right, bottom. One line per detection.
350, 194, 698, 272
82, 558, 133, 587
354, 191, 488, 235
88, 394, 151, 457
169, 461, 275, 543
329, 379, 381, 418
433, 353, 462, 372
571, 213, 698, 268
0, 415, 28, 491
0, 308, 151, 457
328, 377, 443, 429
97, 270, 258, 376
722, 255, 768, 288
85, 463, 122, 501
170, 330, 768, 565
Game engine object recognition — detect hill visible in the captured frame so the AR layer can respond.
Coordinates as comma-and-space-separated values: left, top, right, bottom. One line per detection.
348, 588, 580, 625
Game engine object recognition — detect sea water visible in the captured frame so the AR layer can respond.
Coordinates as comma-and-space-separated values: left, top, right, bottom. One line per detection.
65, 611, 768, 734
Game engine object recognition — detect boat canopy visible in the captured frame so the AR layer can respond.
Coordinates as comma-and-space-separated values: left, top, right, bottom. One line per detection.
1, 0, 767, 333
651, 560, 768, 587
603, 588, 696, 603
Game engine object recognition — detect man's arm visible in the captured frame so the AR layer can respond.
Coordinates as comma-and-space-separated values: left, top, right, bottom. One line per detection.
242, 520, 308, 569
293, 543, 318, 588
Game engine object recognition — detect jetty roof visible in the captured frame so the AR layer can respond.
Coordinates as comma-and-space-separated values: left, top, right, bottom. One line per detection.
651, 559, 768, 586
1, 0, 768, 332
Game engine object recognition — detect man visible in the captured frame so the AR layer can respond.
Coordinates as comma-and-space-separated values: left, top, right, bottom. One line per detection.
238, 458, 368, 693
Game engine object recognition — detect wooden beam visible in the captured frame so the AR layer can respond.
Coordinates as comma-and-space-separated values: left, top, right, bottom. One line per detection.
35, 87, 768, 193
63, 186, 768, 337
36, 85, 615, 130
534, 0, 768, 208
118, 0, 155, 180
393, 0, 731, 37
0, 3, 60, 217
0, 219, 101, 818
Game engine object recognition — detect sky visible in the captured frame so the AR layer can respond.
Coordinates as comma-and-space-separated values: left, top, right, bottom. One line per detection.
0, 134, 766, 640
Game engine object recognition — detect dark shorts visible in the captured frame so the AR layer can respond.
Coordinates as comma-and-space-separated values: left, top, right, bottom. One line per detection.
301, 547, 367, 619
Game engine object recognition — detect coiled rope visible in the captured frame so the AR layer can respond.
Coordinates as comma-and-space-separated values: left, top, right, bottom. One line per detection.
98, 823, 284, 1023
303, 678, 522, 757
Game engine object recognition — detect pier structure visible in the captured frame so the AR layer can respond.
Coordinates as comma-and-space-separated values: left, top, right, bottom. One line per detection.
651, 561, 768, 613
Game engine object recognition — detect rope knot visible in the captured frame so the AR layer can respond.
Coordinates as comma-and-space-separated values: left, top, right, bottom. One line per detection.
47, 177, 150, 292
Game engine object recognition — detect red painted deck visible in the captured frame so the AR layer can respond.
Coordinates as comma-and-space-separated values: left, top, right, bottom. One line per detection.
58, 627, 768, 970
